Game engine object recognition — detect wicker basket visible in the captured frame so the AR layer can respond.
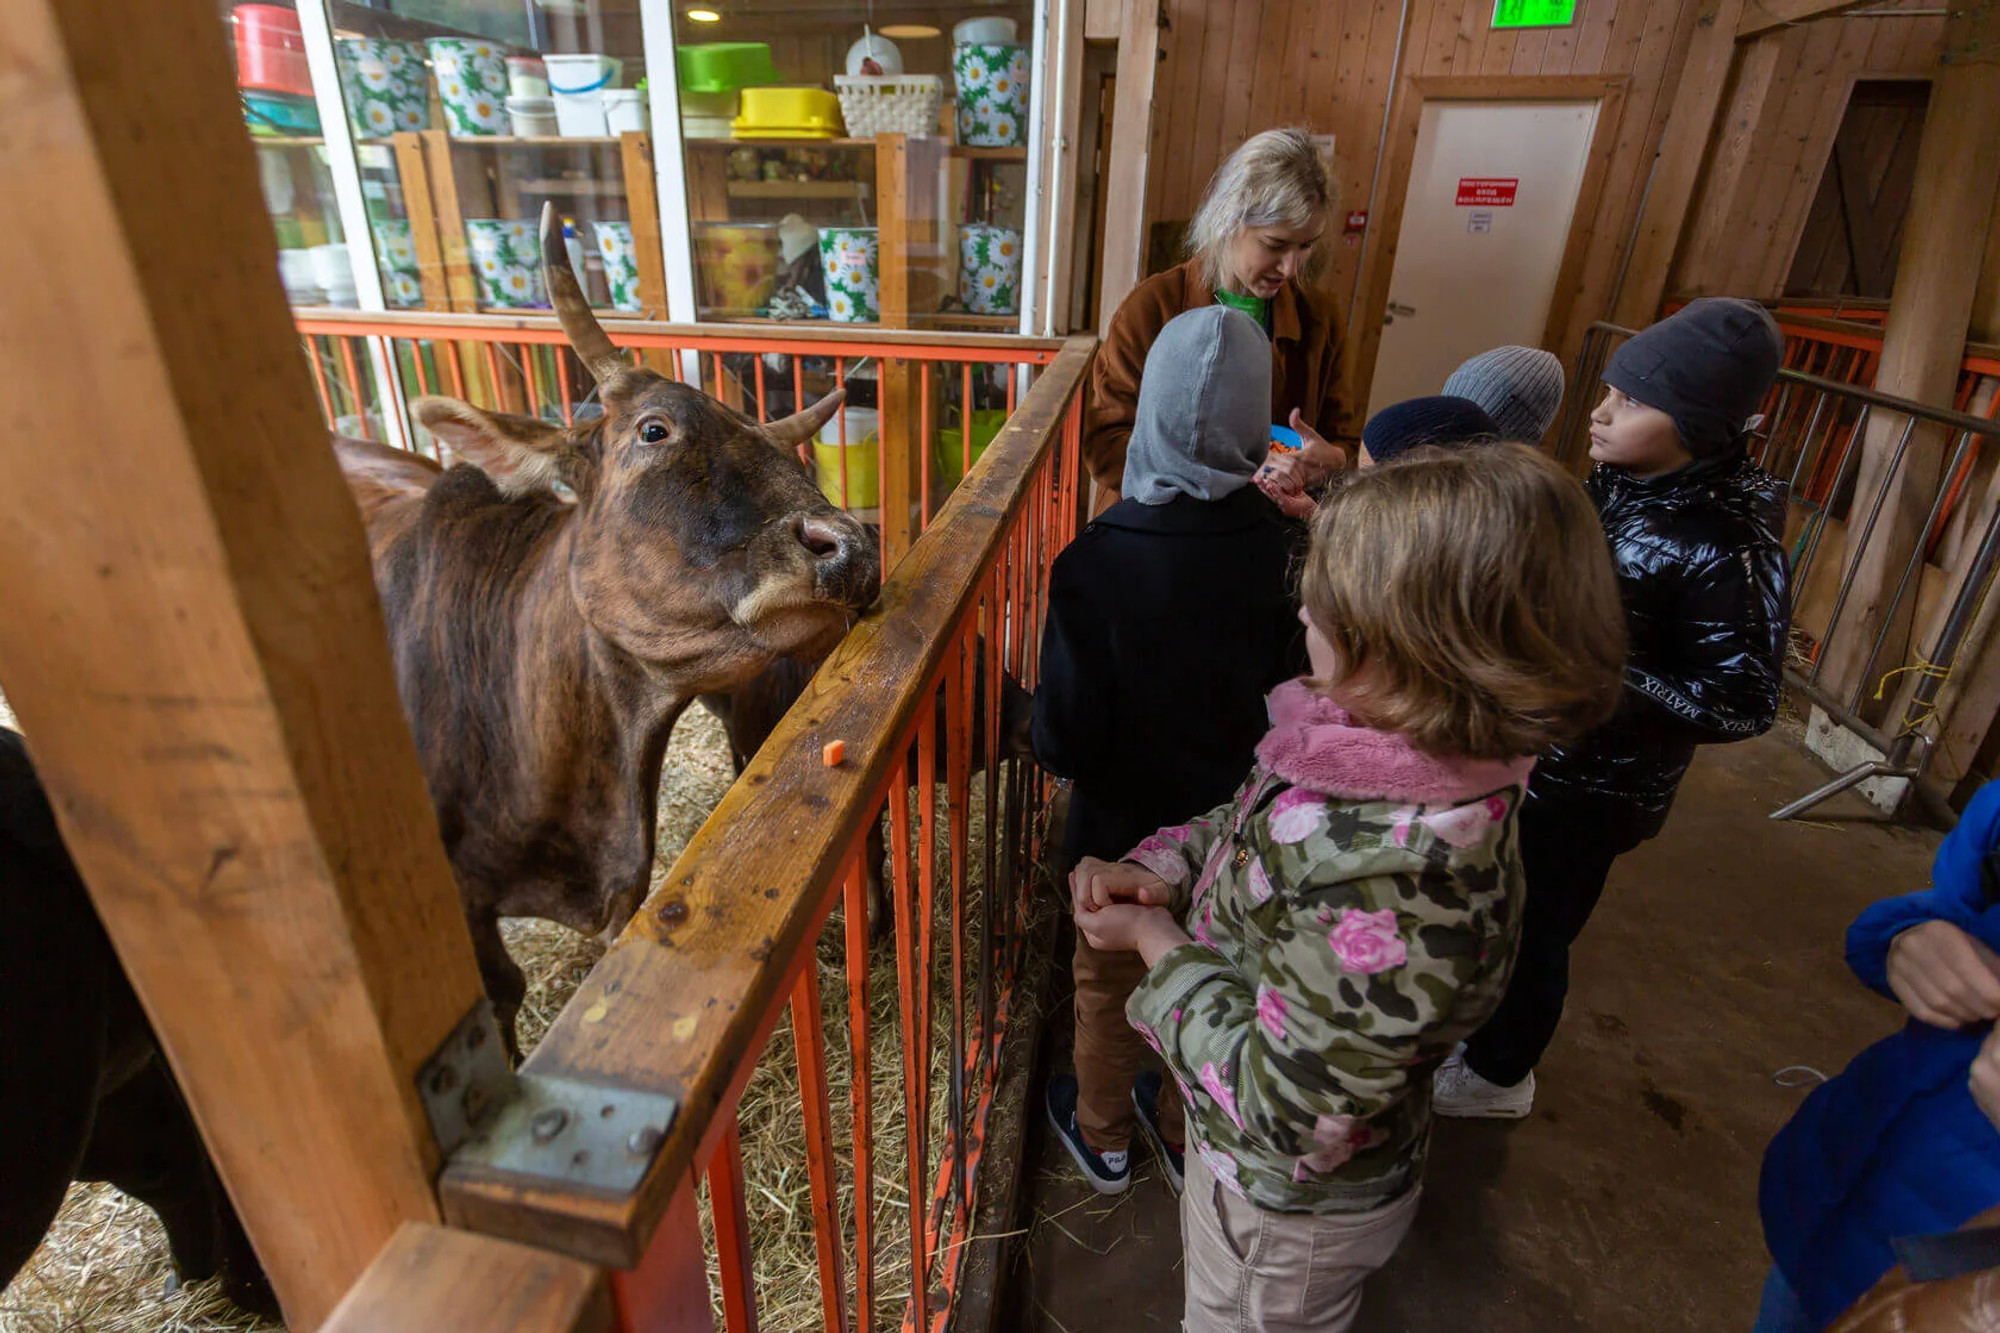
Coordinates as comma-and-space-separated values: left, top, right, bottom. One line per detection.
834, 74, 943, 138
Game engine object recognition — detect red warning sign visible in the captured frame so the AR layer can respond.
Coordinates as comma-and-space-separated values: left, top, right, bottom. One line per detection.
1455, 177, 1519, 207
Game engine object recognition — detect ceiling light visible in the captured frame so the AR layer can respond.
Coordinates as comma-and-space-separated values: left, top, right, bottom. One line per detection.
686, 8, 722, 21
878, 23, 942, 38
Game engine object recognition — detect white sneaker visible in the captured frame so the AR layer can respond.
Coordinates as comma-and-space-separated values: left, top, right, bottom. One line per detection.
1432, 1052, 1535, 1119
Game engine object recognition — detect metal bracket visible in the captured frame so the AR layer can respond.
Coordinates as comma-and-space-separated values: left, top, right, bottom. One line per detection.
416, 998, 515, 1158
453, 1075, 678, 1195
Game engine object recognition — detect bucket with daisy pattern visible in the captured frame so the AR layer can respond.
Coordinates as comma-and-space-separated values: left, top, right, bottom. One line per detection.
429, 38, 510, 137
593, 221, 643, 312
952, 43, 1028, 147
818, 227, 879, 323
336, 39, 431, 138
466, 219, 545, 309
958, 224, 1022, 314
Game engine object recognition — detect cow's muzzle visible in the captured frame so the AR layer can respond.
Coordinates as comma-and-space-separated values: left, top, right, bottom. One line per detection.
798, 512, 881, 610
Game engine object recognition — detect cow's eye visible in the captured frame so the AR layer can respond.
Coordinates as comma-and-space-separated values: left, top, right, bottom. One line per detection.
639, 420, 670, 444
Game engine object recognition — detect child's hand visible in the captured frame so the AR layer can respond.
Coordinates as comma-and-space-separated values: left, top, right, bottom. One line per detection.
1974, 1025, 2000, 1132
1075, 901, 1183, 958
1254, 461, 1317, 520
1887, 920, 2000, 1028
1069, 857, 1171, 913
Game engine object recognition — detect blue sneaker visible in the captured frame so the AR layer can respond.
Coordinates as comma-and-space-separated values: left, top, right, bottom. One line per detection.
1045, 1073, 1131, 1195
1132, 1071, 1185, 1194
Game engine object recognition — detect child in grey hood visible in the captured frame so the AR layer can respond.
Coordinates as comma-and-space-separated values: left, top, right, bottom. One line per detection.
1035, 305, 1308, 1196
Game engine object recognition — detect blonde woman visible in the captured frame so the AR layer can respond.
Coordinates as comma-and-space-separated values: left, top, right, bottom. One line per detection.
1086, 128, 1348, 510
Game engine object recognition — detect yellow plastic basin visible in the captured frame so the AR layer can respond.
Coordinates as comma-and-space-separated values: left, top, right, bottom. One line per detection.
734, 86, 844, 138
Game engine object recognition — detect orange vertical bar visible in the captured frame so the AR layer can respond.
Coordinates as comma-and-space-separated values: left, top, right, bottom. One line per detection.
842, 852, 876, 1333
886, 757, 927, 1331
305, 336, 336, 428
961, 364, 973, 480
520, 341, 542, 420
943, 631, 971, 1214
753, 355, 768, 424
919, 364, 933, 532
445, 340, 466, 399
336, 336, 371, 438
790, 958, 849, 1333
409, 341, 434, 396
836, 357, 849, 511
612, 1172, 715, 1331
708, 1121, 760, 1333
712, 351, 725, 400
1004, 362, 1017, 416
794, 357, 809, 466
556, 352, 575, 426
482, 342, 504, 413
915, 690, 940, 1225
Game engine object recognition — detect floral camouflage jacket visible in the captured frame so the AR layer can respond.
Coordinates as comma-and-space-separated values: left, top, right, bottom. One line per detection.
1124, 680, 1535, 1213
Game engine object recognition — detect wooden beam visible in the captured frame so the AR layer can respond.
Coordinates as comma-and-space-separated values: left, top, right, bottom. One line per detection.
323, 1225, 613, 1333
1040, 0, 1089, 335
1094, 0, 1160, 334
1821, 9, 2000, 712
1611, 0, 1748, 328
421, 129, 479, 312
620, 131, 670, 320
1737, 0, 1874, 42
1084, 0, 1123, 43
393, 131, 452, 312
1675, 35, 1787, 297
0, 0, 488, 1325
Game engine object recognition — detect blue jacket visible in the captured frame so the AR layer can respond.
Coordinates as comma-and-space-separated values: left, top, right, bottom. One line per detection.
1760, 779, 2000, 1328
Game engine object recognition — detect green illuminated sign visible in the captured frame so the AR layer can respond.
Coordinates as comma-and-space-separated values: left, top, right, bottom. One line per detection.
1493, 0, 1578, 28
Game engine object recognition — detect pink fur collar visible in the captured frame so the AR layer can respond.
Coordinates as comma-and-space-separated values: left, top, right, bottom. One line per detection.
1254, 680, 1534, 804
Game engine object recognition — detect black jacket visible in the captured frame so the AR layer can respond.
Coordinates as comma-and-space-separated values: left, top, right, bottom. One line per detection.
1534, 450, 1791, 832
1033, 488, 1308, 864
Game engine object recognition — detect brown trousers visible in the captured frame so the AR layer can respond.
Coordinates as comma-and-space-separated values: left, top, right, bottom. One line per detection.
1072, 930, 1184, 1153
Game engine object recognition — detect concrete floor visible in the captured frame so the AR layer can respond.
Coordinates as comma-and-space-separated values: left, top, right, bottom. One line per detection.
1005, 729, 1947, 1332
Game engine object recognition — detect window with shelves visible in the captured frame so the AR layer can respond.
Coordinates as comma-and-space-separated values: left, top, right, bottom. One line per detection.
667, 3, 1038, 329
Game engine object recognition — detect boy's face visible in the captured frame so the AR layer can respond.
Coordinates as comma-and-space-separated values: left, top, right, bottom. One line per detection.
1589, 386, 1692, 478
1227, 218, 1326, 300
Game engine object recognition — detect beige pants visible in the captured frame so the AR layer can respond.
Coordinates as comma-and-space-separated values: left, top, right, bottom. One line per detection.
1181, 1150, 1421, 1333
1072, 930, 1183, 1152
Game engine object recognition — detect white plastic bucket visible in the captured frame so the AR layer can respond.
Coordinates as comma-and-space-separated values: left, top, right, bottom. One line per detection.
602, 88, 647, 135
506, 56, 549, 99
544, 53, 622, 136
507, 95, 559, 136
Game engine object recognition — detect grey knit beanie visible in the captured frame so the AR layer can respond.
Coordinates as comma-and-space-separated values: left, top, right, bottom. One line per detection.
1442, 345, 1566, 444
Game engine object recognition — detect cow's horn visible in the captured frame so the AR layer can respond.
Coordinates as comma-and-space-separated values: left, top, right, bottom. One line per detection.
765, 388, 847, 449
539, 202, 626, 386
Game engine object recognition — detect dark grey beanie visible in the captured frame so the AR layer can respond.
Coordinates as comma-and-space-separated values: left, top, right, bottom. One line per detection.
1361, 395, 1502, 465
1604, 298, 1783, 459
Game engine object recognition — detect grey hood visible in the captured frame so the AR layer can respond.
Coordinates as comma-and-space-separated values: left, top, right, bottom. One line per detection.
1122, 305, 1272, 505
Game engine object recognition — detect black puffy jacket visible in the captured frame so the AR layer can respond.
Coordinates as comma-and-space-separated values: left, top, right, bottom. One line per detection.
1532, 449, 1792, 832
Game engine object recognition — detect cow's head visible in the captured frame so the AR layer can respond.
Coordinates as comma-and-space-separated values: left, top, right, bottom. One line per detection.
415, 206, 880, 690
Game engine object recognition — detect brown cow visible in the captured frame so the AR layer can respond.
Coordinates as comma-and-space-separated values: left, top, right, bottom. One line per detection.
333, 206, 880, 1050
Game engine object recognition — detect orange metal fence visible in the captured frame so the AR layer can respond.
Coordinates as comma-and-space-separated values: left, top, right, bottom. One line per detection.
298, 309, 1094, 1332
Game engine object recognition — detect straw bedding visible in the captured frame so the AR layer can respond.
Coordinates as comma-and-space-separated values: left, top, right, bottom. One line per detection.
1, 700, 1029, 1333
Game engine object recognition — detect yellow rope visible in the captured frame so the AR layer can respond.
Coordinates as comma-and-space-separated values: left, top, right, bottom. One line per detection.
1873, 657, 1954, 737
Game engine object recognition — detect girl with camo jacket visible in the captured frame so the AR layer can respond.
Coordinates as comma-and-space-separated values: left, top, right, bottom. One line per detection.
1071, 443, 1626, 1333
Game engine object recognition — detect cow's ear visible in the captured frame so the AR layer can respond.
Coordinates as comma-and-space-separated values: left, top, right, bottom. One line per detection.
414, 397, 572, 496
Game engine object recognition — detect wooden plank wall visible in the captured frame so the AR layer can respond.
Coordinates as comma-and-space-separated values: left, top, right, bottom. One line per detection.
1141, 0, 1705, 365
1673, 3, 1945, 298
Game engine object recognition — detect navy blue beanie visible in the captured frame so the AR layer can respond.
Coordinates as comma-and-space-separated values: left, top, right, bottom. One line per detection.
1604, 297, 1783, 459
1361, 395, 1502, 465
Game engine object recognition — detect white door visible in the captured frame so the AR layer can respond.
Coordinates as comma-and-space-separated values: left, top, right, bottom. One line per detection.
1366, 99, 1599, 419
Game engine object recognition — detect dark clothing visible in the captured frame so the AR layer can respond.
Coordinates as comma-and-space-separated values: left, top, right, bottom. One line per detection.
1759, 779, 2000, 1330
1032, 486, 1307, 864
1085, 260, 1347, 497
1532, 449, 1792, 834
1460, 791, 1654, 1087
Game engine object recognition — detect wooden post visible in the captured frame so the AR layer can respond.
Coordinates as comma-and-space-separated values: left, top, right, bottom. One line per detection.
323, 1225, 613, 1333
393, 131, 452, 312
1610, 0, 1746, 328
0, 0, 488, 1325
1821, 9, 2000, 711
1094, 0, 1160, 334
422, 128, 480, 312
1736, 0, 1873, 42
620, 131, 670, 319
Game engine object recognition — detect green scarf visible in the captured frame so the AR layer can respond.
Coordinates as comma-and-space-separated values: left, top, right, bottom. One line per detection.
1212, 286, 1271, 331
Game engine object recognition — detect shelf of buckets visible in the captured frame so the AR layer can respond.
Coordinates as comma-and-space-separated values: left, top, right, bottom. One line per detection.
679, 20, 1030, 328
235, 4, 659, 315
232, 5, 1032, 329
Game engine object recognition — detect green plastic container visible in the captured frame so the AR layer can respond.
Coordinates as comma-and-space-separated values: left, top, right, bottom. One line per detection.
935, 408, 1006, 489
677, 42, 779, 94
242, 89, 321, 137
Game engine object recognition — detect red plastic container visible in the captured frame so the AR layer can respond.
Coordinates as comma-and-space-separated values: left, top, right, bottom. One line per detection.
233, 5, 314, 97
